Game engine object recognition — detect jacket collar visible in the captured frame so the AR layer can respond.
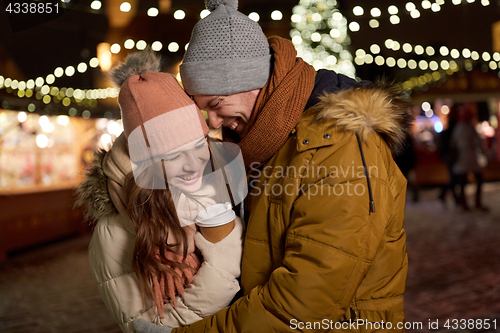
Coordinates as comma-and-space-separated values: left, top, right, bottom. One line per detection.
304, 69, 369, 111
297, 82, 412, 154
295, 109, 336, 153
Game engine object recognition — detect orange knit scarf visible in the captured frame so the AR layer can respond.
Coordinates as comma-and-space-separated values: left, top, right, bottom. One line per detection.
152, 250, 201, 319
238, 36, 316, 168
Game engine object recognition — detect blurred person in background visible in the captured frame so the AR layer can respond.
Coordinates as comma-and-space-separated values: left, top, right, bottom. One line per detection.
437, 104, 460, 207
76, 51, 244, 333
394, 132, 419, 202
451, 103, 489, 211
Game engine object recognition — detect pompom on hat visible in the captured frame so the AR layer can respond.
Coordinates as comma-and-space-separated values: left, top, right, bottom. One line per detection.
205, 0, 238, 11
109, 50, 209, 163
180, 0, 271, 96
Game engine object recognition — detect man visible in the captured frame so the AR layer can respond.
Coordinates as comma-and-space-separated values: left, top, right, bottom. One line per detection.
135, 0, 411, 332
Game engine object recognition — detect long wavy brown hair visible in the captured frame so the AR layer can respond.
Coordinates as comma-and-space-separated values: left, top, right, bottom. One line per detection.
124, 162, 191, 307
124, 138, 237, 307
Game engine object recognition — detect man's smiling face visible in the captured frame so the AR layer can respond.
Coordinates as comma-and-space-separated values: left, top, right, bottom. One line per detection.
192, 89, 260, 139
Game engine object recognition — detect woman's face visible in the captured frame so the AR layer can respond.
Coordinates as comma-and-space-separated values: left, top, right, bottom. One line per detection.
162, 136, 210, 193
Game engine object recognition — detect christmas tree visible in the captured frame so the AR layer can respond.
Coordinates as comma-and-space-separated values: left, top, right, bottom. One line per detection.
290, 0, 356, 79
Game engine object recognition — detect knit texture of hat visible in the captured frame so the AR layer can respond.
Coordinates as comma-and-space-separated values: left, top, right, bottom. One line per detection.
109, 50, 209, 163
180, 0, 271, 96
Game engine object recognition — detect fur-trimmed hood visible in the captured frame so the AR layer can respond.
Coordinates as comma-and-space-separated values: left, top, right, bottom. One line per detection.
75, 133, 133, 224
74, 147, 118, 224
312, 81, 413, 154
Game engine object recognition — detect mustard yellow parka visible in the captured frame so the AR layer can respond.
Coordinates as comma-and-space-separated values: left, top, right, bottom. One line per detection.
175, 84, 410, 333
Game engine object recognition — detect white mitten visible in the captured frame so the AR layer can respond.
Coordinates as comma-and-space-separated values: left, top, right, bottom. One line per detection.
175, 190, 217, 227
194, 217, 243, 278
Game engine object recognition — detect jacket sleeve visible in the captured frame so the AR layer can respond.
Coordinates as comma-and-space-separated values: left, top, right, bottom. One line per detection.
89, 215, 148, 333
173, 139, 396, 333
89, 215, 241, 332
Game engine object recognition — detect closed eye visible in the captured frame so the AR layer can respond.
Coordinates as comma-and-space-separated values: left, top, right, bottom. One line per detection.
210, 98, 223, 109
164, 155, 180, 162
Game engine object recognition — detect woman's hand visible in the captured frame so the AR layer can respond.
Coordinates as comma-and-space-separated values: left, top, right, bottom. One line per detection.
133, 319, 173, 333
194, 217, 243, 278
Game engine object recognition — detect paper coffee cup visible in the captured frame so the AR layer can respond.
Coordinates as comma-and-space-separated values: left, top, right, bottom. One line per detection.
195, 202, 236, 227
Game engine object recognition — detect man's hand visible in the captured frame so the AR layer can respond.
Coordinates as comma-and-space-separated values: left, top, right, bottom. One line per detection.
133, 319, 173, 333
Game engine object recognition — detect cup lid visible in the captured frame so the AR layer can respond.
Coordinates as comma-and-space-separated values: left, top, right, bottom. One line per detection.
195, 202, 236, 227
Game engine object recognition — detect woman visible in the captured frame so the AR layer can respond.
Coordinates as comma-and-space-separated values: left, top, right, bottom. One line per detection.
76, 50, 244, 332
450, 103, 488, 210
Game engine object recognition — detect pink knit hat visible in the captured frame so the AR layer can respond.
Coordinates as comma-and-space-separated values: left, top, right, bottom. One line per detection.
109, 51, 209, 163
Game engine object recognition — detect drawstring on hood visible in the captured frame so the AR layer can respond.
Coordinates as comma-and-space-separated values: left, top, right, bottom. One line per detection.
356, 132, 376, 213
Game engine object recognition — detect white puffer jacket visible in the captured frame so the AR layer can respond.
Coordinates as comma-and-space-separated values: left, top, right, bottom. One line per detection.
77, 134, 242, 333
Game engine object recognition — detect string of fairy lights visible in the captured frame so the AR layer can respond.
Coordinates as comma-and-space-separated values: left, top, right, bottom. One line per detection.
88, 0, 287, 22
0, 39, 172, 117
347, 0, 492, 32
0, 3, 289, 116
82, 0, 498, 31
346, 0, 498, 91
0, 0, 498, 117
291, 0, 499, 92
354, 41, 500, 71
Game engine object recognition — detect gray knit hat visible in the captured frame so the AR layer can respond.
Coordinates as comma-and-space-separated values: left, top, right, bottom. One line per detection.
180, 0, 271, 96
